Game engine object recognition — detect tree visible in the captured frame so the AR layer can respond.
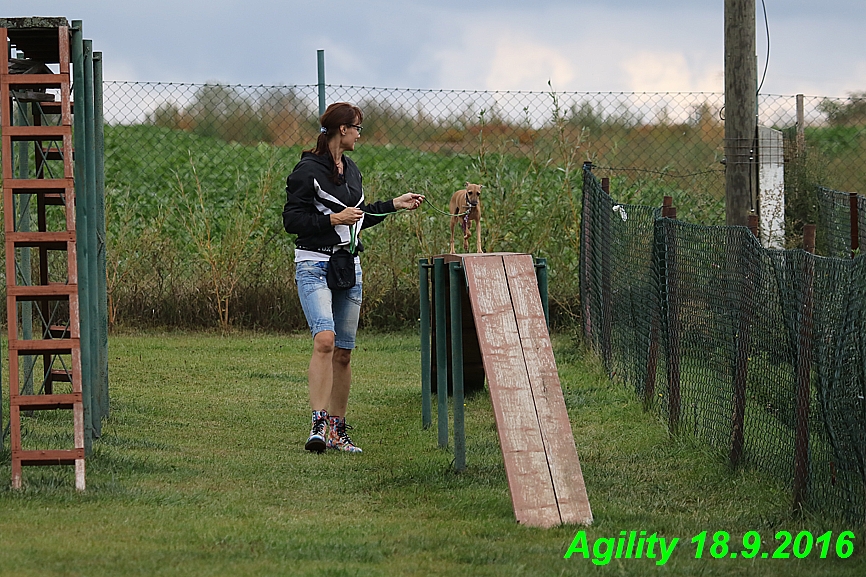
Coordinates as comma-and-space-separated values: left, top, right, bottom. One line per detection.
818, 92, 866, 126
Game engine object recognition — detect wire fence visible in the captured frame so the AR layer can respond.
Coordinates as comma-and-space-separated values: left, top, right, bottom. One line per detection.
102, 82, 866, 200
2, 82, 865, 329
580, 167, 866, 521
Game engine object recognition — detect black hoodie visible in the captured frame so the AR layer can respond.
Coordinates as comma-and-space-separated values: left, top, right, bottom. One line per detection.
282, 152, 395, 254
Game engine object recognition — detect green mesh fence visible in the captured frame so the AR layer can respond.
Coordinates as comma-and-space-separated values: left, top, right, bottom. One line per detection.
817, 186, 866, 259
581, 167, 866, 521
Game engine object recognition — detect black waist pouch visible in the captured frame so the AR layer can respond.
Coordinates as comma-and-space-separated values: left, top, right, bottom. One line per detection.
327, 249, 356, 290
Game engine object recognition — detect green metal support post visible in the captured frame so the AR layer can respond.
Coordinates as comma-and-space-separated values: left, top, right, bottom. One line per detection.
433, 257, 448, 448
93, 50, 109, 419
449, 261, 465, 471
534, 257, 549, 329
71, 20, 94, 454
83, 38, 102, 438
317, 50, 326, 117
419, 259, 432, 429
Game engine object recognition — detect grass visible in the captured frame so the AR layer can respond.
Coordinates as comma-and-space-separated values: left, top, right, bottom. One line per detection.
0, 330, 863, 576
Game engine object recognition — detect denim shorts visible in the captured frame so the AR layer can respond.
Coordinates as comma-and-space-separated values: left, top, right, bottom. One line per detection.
295, 260, 363, 349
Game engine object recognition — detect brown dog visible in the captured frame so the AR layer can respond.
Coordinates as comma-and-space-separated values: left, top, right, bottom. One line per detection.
449, 182, 483, 253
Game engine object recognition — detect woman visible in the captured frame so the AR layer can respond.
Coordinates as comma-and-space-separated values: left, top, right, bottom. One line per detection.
283, 102, 424, 453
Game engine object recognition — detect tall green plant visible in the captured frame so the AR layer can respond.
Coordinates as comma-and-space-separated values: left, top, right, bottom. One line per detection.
176, 152, 277, 331
105, 185, 174, 327
784, 147, 828, 249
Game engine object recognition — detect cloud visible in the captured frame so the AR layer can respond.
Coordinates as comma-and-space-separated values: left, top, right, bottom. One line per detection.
622, 51, 722, 92
10, 0, 866, 97
622, 52, 692, 92
485, 36, 575, 91
425, 19, 585, 92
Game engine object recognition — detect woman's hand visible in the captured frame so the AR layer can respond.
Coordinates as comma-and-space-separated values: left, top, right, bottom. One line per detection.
394, 193, 425, 211
330, 207, 364, 226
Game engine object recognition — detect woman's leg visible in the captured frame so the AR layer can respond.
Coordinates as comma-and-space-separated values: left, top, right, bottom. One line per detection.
327, 265, 364, 452
308, 330, 336, 411
329, 347, 352, 417
305, 330, 334, 452
295, 261, 337, 452
329, 264, 362, 415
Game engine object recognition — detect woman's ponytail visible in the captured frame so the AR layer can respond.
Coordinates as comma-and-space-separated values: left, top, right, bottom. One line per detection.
307, 102, 364, 184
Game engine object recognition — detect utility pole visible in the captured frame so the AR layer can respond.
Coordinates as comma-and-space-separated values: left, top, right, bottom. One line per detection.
724, 0, 757, 227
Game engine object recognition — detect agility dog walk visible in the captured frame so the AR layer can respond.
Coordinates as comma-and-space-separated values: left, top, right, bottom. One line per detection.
461, 253, 592, 527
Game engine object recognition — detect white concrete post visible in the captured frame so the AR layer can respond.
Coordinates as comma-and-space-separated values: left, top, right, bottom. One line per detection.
759, 126, 785, 249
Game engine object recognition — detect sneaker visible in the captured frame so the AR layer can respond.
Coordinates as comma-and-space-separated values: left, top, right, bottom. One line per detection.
305, 410, 328, 453
327, 416, 363, 453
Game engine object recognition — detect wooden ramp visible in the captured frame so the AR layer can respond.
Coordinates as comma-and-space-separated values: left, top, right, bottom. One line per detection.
462, 253, 592, 527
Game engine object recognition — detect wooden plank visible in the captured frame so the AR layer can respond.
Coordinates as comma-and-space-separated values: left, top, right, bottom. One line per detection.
5, 177, 74, 191
1, 73, 68, 88
503, 254, 593, 525
6, 230, 74, 249
14, 449, 85, 466
8, 284, 76, 298
3, 124, 72, 139
462, 254, 561, 528
12, 393, 81, 410
9, 338, 75, 354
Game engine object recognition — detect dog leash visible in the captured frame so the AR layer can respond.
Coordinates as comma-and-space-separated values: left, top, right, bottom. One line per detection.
346, 195, 471, 251
348, 205, 411, 252
359, 196, 468, 218
420, 196, 471, 218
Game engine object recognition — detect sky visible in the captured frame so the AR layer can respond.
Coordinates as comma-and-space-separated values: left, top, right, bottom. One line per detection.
10, 1, 866, 97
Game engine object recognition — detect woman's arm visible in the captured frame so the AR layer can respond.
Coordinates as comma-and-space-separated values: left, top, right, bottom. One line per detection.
393, 193, 424, 210
282, 171, 332, 235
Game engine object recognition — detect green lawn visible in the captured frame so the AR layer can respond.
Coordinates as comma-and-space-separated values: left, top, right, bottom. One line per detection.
0, 330, 863, 576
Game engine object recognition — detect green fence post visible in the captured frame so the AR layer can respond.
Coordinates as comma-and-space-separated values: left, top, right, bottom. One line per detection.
600, 177, 612, 370
449, 261, 465, 471
644, 198, 673, 409
534, 257, 549, 330
93, 50, 109, 420
665, 207, 681, 435
71, 20, 93, 454
433, 257, 448, 448
83, 39, 102, 438
317, 50, 326, 117
793, 224, 816, 512
580, 162, 595, 343
419, 258, 431, 429
850, 192, 859, 259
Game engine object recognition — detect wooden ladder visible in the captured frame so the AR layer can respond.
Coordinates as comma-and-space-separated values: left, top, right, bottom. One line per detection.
1, 22, 85, 490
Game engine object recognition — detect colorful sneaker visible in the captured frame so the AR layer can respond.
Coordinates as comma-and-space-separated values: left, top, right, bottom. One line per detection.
305, 410, 328, 453
327, 416, 363, 453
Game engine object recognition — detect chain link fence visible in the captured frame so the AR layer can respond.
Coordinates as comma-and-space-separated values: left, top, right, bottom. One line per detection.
103, 83, 866, 194
581, 168, 866, 521
3, 81, 862, 329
